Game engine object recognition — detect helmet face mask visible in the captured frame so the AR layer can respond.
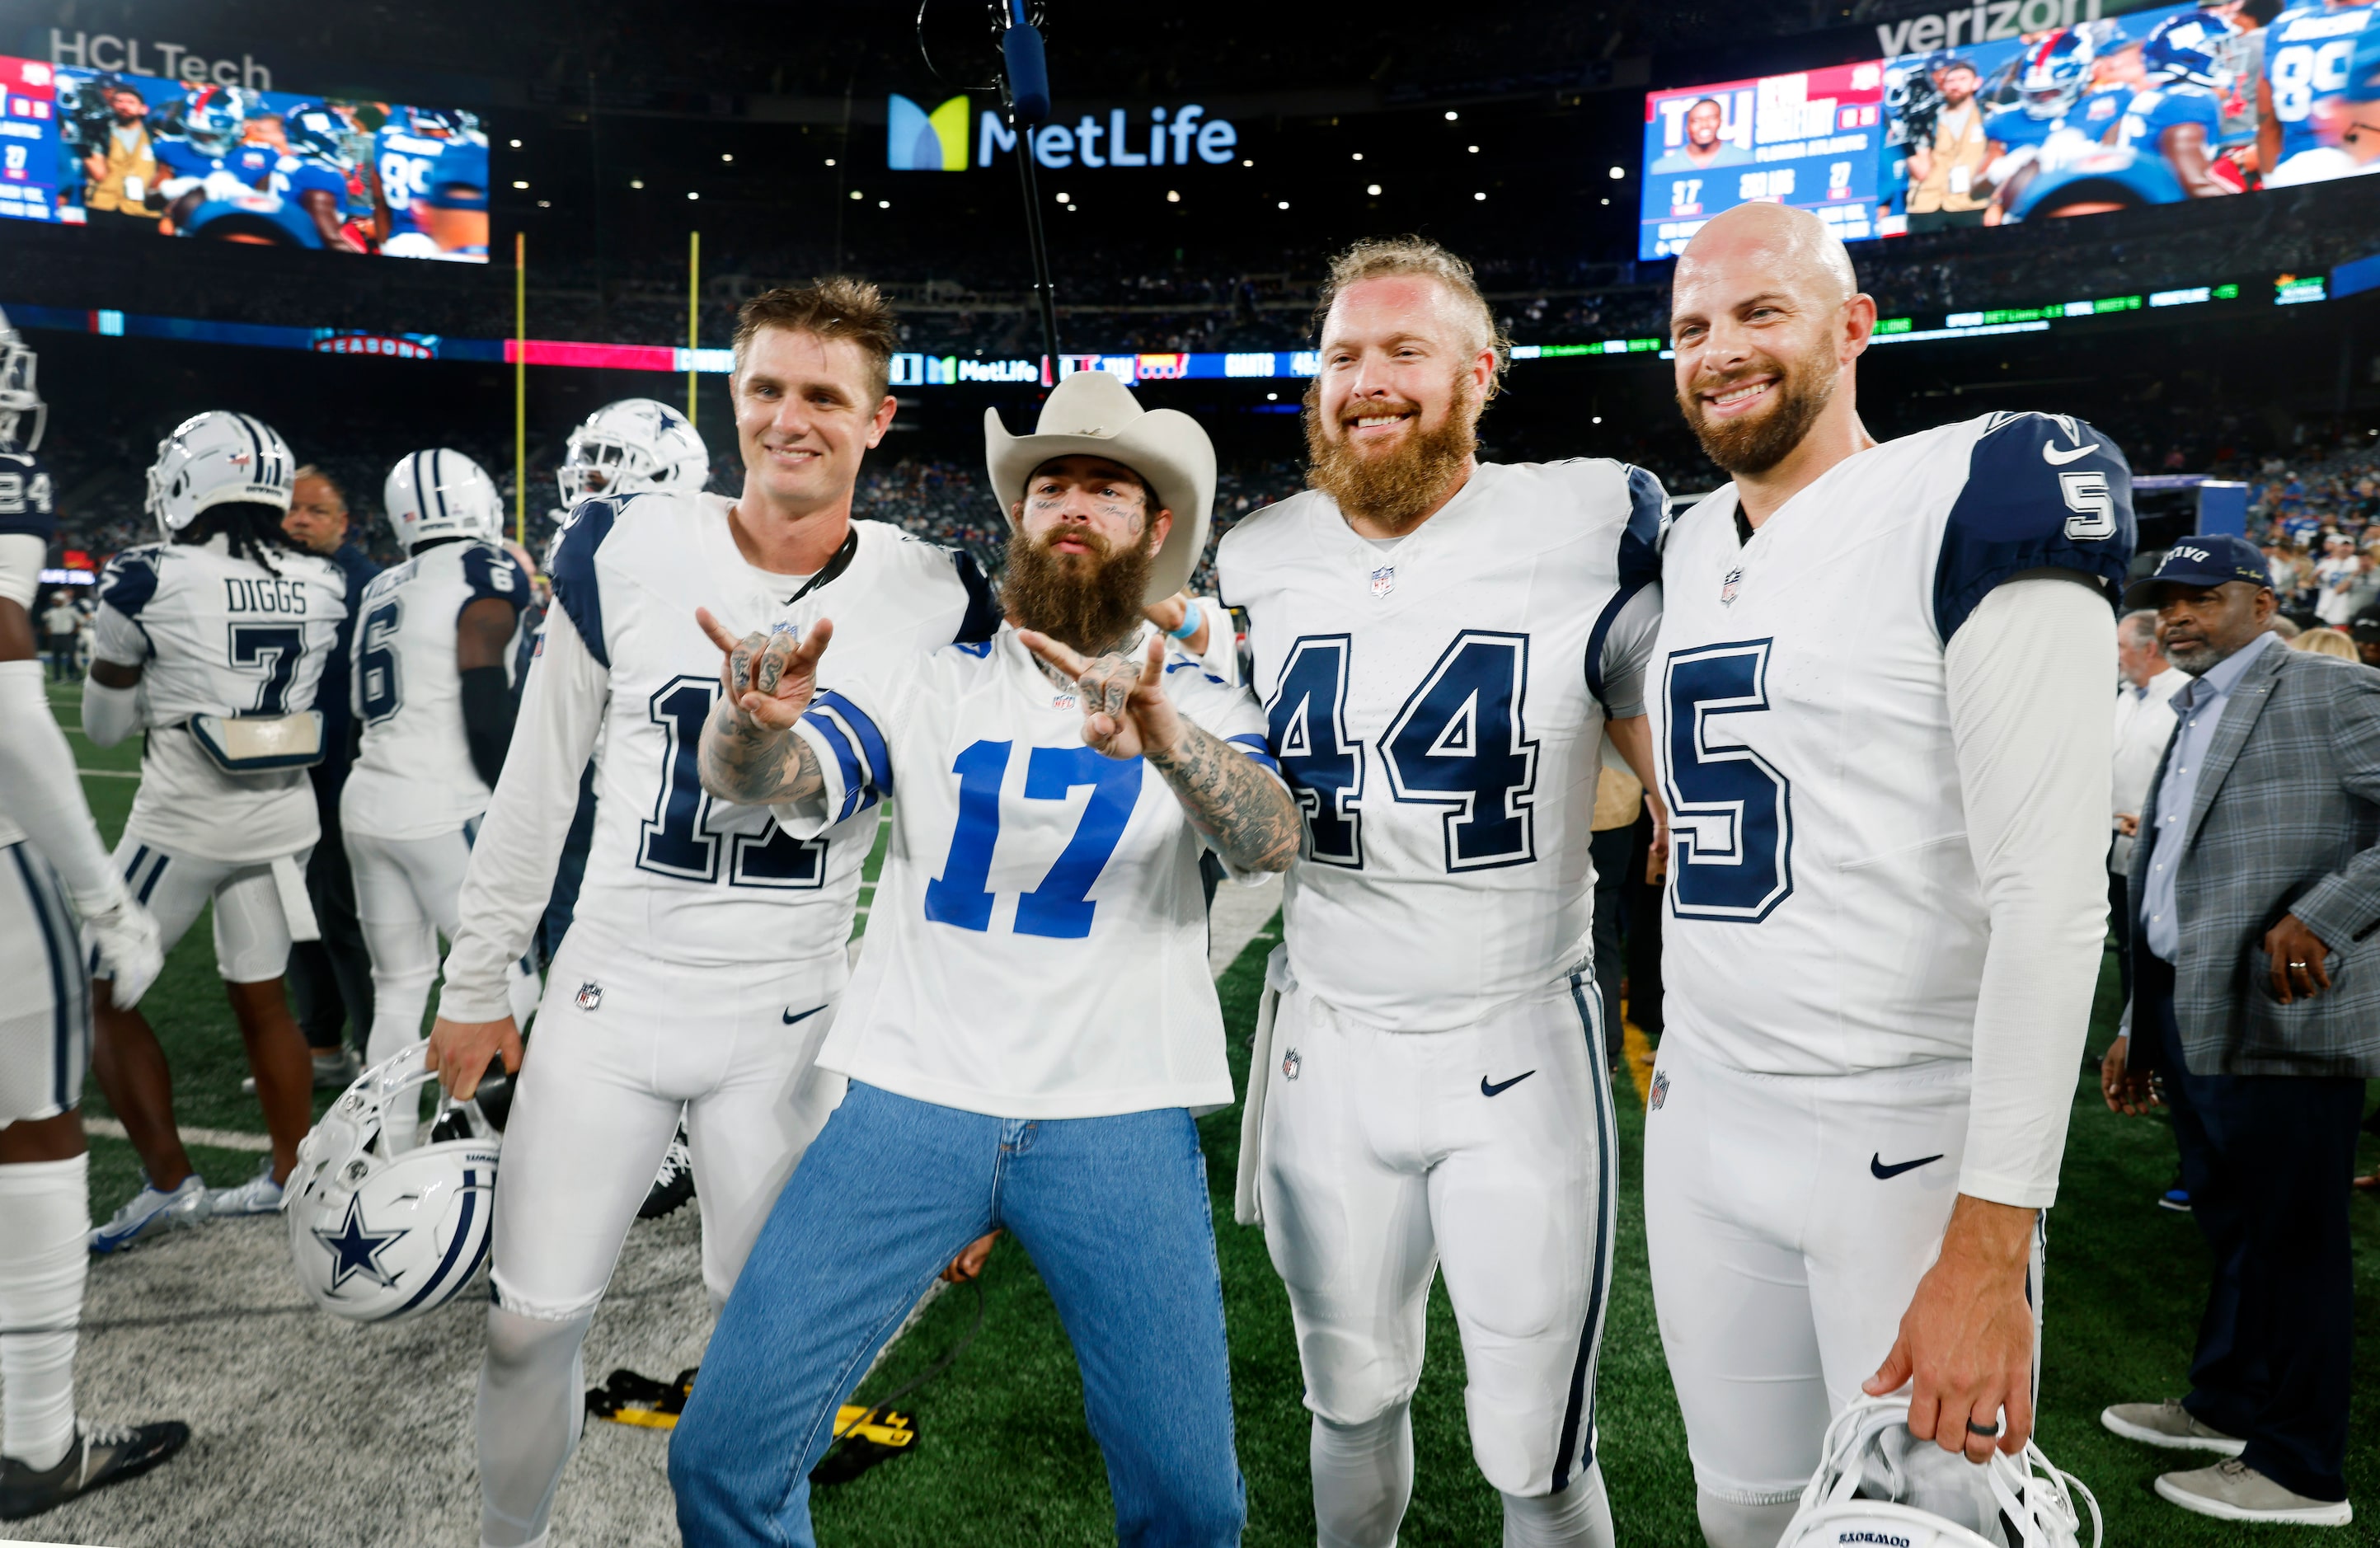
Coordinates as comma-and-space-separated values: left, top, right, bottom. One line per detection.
1777, 1396, 2101, 1548
143, 410, 296, 537
555, 398, 709, 510
2019, 30, 2095, 120
0, 310, 45, 451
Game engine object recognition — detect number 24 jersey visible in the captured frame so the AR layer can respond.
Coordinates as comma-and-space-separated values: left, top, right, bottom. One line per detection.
1218, 458, 1667, 1033
1649, 410, 2132, 1075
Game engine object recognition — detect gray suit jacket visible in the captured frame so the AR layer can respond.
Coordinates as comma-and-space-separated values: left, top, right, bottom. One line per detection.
2128, 642, 2380, 1077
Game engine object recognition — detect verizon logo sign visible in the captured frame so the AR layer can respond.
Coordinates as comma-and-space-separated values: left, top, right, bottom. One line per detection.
1874, 0, 2110, 57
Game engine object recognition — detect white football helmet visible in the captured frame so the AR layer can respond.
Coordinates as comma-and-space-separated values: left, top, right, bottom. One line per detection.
556, 397, 708, 507
282, 1044, 500, 1324
0, 307, 45, 451
1778, 1397, 2101, 1548
385, 448, 503, 550
143, 410, 296, 536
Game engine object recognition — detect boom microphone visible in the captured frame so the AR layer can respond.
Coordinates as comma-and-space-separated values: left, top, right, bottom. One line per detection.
1003, 16, 1051, 125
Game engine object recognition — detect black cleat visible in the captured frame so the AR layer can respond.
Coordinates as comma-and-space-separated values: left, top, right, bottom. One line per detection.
0, 1419, 190, 1521
639, 1125, 696, 1220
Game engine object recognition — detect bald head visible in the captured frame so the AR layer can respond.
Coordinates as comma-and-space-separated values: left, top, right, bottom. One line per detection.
1676, 202, 1857, 310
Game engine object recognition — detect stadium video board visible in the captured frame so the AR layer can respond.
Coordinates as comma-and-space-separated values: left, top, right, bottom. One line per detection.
1638, 1, 2379, 260
0, 56, 487, 260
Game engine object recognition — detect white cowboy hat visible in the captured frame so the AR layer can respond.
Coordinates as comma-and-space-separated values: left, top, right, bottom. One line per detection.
984, 369, 1215, 603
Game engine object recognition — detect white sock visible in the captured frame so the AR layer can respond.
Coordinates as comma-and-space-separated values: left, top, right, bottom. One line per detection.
477, 1306, 590, 1548
0, 1154, 88, 1471
1312, 1405, 1413, 1548
1503, 1458, 1614, 1548
1695, 1487, 1800, 1548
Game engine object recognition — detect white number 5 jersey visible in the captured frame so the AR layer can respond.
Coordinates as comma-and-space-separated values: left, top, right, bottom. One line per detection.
1650, 410, 2132, 1075
1218, 459, 1667, 1032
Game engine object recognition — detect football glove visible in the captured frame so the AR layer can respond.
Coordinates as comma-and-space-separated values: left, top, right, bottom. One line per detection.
84, 893, 164, 1009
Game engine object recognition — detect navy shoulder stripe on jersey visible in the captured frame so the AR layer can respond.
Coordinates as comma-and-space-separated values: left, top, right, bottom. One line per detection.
548, 495, 629, 668
459, 542, 531, 620
98, 546, 161, 618
950, 549, 1001, 645
1934, 412, 2135, 642
1583, 464, 1668, 712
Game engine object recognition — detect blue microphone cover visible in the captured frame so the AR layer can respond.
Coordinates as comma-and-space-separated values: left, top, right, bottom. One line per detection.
1004, 24, 1051, 124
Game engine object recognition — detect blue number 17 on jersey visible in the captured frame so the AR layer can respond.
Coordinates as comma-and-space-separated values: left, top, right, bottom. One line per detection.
1662, 640, 1792, 922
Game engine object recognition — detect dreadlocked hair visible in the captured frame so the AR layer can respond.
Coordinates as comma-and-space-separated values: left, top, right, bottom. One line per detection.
177, 502, 298, 576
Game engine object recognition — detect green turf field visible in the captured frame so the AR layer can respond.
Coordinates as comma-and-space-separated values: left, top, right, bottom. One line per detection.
46, 678, 2380, 1544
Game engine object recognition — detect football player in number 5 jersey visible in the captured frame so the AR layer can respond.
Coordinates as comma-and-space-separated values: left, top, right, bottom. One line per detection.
340, 448, 538, 1072
1218, 239, 1668, 1548
1645, 202, 2130, 1548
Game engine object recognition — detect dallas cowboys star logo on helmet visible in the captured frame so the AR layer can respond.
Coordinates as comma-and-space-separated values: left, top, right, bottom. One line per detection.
312, 1193, 406, 1292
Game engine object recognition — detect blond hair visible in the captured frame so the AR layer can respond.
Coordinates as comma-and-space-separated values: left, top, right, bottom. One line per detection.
1310, 237, 1509, 397
2292, 626, 2359, 660
731, 276, 902, 401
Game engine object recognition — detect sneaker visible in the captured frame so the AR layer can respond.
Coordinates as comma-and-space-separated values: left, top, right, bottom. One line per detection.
0, 1419, 190, 1521
640, 1124, 697, 1220
2158, 1188, 2192, 1212
2155, 1459, 2354, 1526
88, 1175, 209, 1255
203, 1159, 284, 1217
2101, 1399, 2247, 1456
242, 1048, 360, 1095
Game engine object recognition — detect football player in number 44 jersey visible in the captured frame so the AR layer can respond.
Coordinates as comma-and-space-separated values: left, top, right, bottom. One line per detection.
1218, 239, 1669, 1548
425, 282, 996, 1548
1645, 202, 2130, 1548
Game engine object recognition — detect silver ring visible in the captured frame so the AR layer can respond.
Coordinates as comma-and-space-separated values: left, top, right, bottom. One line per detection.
2290, 960, 2309, 970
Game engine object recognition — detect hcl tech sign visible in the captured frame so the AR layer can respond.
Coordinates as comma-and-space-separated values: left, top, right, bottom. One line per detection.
889, 95, 1238, 171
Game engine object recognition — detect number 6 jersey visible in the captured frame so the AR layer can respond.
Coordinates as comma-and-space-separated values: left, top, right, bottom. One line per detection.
1217, 458, 1667, 1032
1649, 410, 2133, 1079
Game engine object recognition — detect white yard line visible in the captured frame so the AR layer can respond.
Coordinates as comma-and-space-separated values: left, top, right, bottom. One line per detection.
83, 1115, 271, 1154
77, 767, 139, 779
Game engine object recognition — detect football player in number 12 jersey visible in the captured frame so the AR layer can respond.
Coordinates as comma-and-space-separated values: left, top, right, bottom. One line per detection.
1646, 201, 2130, 1548
424, 282, 994, 1548
1218, 239, 1668, 1548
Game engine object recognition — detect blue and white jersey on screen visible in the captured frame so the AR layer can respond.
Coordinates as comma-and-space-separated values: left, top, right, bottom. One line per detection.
1217, 458, 1666, 1032
1649, 411, 2134, 1076
2264, 0, 2378, 164
544, 494, 988, 994
2117, 82, 2223, 152
89, 537, 348, 863
342, 538, 532, 842
373, 127, 485, 238
1983, 104, 2098, 165
787, 624, 1273, 1119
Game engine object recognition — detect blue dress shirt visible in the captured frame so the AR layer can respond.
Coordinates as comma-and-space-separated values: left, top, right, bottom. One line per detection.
2140, 629, 2277, 959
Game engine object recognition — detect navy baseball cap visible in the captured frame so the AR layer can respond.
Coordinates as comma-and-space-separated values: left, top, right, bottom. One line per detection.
2122, 533, 2273, 607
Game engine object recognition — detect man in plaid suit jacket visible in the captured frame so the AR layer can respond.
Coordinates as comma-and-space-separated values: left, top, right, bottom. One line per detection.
2099, 533, 2377, 1529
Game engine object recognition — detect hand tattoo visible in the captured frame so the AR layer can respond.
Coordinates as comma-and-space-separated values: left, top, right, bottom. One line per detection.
1147, 721, 1302, 874
698, 696, 825, 807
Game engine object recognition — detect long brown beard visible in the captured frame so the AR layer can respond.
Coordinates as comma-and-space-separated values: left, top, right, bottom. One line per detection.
1000, 522, 1157, 655
1677, 343, 1838, 477
1303, 373, 1481, 536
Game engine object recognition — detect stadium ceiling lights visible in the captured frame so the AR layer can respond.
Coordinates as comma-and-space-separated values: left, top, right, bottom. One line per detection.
1367, 183, 1382, 195
1443, 110, 1458, 120
1608, 166, 1626, 179
630, 178, 644, 189
1166, 190, 1181, 202
721, 153, 734, 162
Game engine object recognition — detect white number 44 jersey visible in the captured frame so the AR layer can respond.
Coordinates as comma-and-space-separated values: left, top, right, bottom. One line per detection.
1218, 458, 1667, 1033
343, 538, 533, 842
1650, 410, 2133, 1075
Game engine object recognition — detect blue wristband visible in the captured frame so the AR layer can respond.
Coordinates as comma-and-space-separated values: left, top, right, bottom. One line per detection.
1167, 598, 1203, 641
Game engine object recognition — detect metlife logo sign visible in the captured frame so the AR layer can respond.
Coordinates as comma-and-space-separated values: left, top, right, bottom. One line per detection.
889, 95, 1239, 171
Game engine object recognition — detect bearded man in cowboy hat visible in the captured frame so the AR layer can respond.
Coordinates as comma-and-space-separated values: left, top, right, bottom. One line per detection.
669, 369, 1302, 1548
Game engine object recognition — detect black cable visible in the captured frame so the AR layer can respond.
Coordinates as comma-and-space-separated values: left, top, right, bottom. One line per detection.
824, 1270, 988, 1447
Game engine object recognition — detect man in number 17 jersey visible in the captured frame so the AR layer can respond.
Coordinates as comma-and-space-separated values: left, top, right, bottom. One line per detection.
1645, 201, 2130, 1547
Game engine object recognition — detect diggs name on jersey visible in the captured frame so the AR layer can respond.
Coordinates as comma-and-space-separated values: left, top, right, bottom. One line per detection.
222, 575, 315, 617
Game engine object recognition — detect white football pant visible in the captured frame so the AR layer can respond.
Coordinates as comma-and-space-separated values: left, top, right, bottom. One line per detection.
0, 843, 90, 1127
110, 837, 309, 983
1258, 974, 1618, 1518
346, 824, 540, 1065
1642, 1036, 2043, 1545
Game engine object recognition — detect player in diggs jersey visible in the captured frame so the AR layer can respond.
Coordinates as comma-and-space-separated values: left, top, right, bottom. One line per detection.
425, 281, 996, 1548
1647, 201, 2130, 1548
2259, 0, 2377, 180
1216, 238, 1668, 1548
0, 321, 189, 1520
341, 449, 537, 1072
673, 368, 1298, 1546
82, 412, 352, 1250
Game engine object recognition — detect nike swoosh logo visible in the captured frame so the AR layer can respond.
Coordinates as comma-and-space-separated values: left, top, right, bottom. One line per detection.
1870, 1152, 1945, 1180
1480, 1070, 1537, 1098
782, 1005, 824, 1025
2041, 442, 2101, 466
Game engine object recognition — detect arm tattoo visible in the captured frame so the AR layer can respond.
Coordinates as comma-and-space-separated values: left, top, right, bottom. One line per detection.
698, 698, 826, 807
1147, 721, 1302, 873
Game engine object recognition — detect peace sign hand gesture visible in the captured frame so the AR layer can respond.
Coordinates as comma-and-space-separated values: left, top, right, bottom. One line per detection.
1016, 630, 1185, 762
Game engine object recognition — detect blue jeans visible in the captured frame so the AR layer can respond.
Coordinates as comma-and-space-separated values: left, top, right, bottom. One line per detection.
669, 1081, 1245, 1547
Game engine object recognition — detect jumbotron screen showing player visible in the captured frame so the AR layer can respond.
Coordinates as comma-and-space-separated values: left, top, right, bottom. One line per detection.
0, 55, 486, 260
1639, 0, 2379, 258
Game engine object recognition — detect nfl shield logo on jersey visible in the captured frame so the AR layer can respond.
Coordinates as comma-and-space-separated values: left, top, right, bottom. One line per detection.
575, 982, 604, 1012
1719, 568, 1741, 606
1281, 1047, 1302, 1081
1369, 565, 1395, 598
1650, 1068, 1669, 1110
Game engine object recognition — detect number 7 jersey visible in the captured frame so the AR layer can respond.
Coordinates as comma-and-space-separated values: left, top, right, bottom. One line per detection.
1217, 458, 1667, 1032
1649, 410, 2132, 1074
